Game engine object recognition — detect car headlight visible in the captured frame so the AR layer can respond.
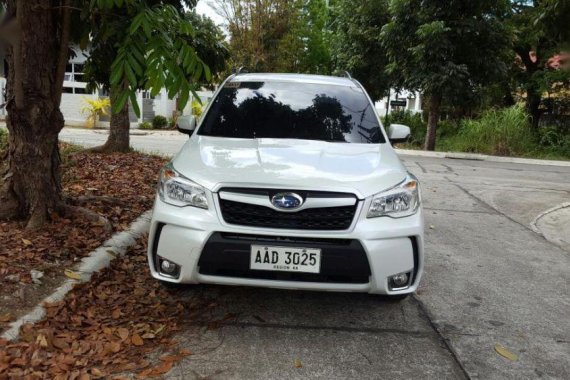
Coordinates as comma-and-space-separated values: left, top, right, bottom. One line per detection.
367, 173, 420, 218
158, 163, 208, 209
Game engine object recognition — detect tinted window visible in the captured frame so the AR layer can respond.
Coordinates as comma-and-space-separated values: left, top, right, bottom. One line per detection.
198, 81, 385, 143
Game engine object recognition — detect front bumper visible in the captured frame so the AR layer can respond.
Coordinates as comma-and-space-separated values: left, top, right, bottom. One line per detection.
147, 195, 424, 295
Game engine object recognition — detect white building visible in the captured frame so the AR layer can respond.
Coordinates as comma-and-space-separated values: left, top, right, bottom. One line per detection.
375, 89, 423, 117
0, 47, 213, 128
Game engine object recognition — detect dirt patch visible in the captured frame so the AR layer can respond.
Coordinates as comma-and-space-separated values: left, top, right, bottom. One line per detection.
0, 144, 167, 332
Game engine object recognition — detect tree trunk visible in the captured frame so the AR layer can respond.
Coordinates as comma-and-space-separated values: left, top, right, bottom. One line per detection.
526, 87, 542, 130
424, 93, 442, 151
88, 90, 130, 153
515, 47, 542, 131
0, 0, 68, 228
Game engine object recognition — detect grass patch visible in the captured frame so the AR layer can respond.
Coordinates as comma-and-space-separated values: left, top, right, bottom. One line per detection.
385, 106, 570, 160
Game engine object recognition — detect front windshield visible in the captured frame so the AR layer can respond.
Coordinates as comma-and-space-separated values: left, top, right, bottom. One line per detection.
198, 81, 385, 143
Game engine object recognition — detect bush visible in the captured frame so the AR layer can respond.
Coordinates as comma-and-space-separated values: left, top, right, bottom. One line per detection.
81, 97, 110, 129
382, 110, 425, 146
439, 106, 534, 156
152, 115, 168, 129
139, 121, 153, 130
191, 100, 203, 118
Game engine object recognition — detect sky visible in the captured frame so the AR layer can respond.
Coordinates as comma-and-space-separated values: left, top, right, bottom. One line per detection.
195, 0, 226, 27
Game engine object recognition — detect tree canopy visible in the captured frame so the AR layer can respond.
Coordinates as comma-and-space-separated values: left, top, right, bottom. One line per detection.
379, 0, 512, 149
213, 0, 332, 74
331, 0, 391, 100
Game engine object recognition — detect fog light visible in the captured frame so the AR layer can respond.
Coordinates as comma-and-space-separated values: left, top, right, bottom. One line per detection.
161, 260, 176, 273
158, 257, 180, 278
389, 272, 411, 289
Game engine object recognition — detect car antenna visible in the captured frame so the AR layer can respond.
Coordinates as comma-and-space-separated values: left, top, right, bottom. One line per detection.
342, 71, 352, 79
234, 66, 248, 74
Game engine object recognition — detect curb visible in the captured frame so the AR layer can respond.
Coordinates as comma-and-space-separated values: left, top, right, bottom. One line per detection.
530, 202, 570, 237
1, 210, 152, 341
395, 149, 570, 167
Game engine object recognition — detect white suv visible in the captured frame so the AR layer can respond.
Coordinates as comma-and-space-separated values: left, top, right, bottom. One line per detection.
148, 73, 424, 300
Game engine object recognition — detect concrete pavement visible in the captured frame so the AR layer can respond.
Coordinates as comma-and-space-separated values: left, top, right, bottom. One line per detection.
56, 128, 570, 379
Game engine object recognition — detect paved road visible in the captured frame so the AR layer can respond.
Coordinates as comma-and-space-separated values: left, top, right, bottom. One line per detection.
59, 128, 570, 379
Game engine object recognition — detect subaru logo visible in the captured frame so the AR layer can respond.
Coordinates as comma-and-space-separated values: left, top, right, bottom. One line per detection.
271, 192, 303, 210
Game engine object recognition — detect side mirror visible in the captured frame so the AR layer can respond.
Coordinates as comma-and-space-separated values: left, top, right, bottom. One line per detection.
388, 124, 411, 144
176, 115, 197, 135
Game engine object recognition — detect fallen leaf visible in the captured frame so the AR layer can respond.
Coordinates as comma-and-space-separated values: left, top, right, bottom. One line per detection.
21, 238, 33, 246
294, 359, 302, 368
108, 341, 121, 353
52, 337, 70, 350
36, 334, 48, 348
64, 269, 82, 280
150, 360, 173, 375
91, 367, 105, 378
179, 348, 192, 356
159, 354, 180, 362
0, 313, 12, 323
429, 224, 435, 229
117, 327, 129, 341
494, 344, 518, 361
111, 308, 121, 319
131, 333, 144, 346
136, 368, 153, 378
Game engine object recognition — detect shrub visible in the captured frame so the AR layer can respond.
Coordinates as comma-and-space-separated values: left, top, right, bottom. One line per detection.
191, 100, 203, 118
139, 121, 153, 130
441, 106, 534, 156
382, 110, 425, 146
152, 115, 168, 129
81, 97, 110, 129
168, 117, 177, 129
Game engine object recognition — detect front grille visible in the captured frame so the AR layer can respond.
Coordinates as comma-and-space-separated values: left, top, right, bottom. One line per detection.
198, 232, 371, 284
218, 189, 358, 230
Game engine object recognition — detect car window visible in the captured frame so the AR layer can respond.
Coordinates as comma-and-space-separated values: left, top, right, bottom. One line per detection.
198, 81, 385, 144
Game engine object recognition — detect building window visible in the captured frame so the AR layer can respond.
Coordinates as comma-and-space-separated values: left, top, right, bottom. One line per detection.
142, 91, 155, 100
64, 63, 86, 84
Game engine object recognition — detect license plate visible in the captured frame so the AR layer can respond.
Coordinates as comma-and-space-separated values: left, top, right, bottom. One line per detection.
250, 245, 321, 273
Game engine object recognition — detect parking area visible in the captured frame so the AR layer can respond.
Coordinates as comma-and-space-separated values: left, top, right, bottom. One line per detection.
59, 129, 570, 379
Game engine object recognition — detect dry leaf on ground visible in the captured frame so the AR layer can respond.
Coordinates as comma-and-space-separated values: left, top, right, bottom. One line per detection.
494, 344, 519, 361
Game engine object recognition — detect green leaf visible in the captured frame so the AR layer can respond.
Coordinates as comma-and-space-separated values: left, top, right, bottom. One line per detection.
127, 54, 143, 76
129, 91, 140, 117
142, 15, 152, 38
110, 62, 124, 86
203, 64, 212, 82
124, 62, 137, 87
129, 12, 146, 35
112, 90, 129, 114
178, 82, 190, 111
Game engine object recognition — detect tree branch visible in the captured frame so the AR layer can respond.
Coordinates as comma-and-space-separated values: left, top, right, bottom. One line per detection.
62, 204, 113, 234
66, 195, 126, 207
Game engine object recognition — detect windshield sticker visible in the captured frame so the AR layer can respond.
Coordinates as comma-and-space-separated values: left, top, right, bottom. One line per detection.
224, 81, 241, 89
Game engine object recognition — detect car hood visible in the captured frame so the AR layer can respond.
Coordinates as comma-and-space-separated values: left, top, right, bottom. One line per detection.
172, 136, 407, 199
